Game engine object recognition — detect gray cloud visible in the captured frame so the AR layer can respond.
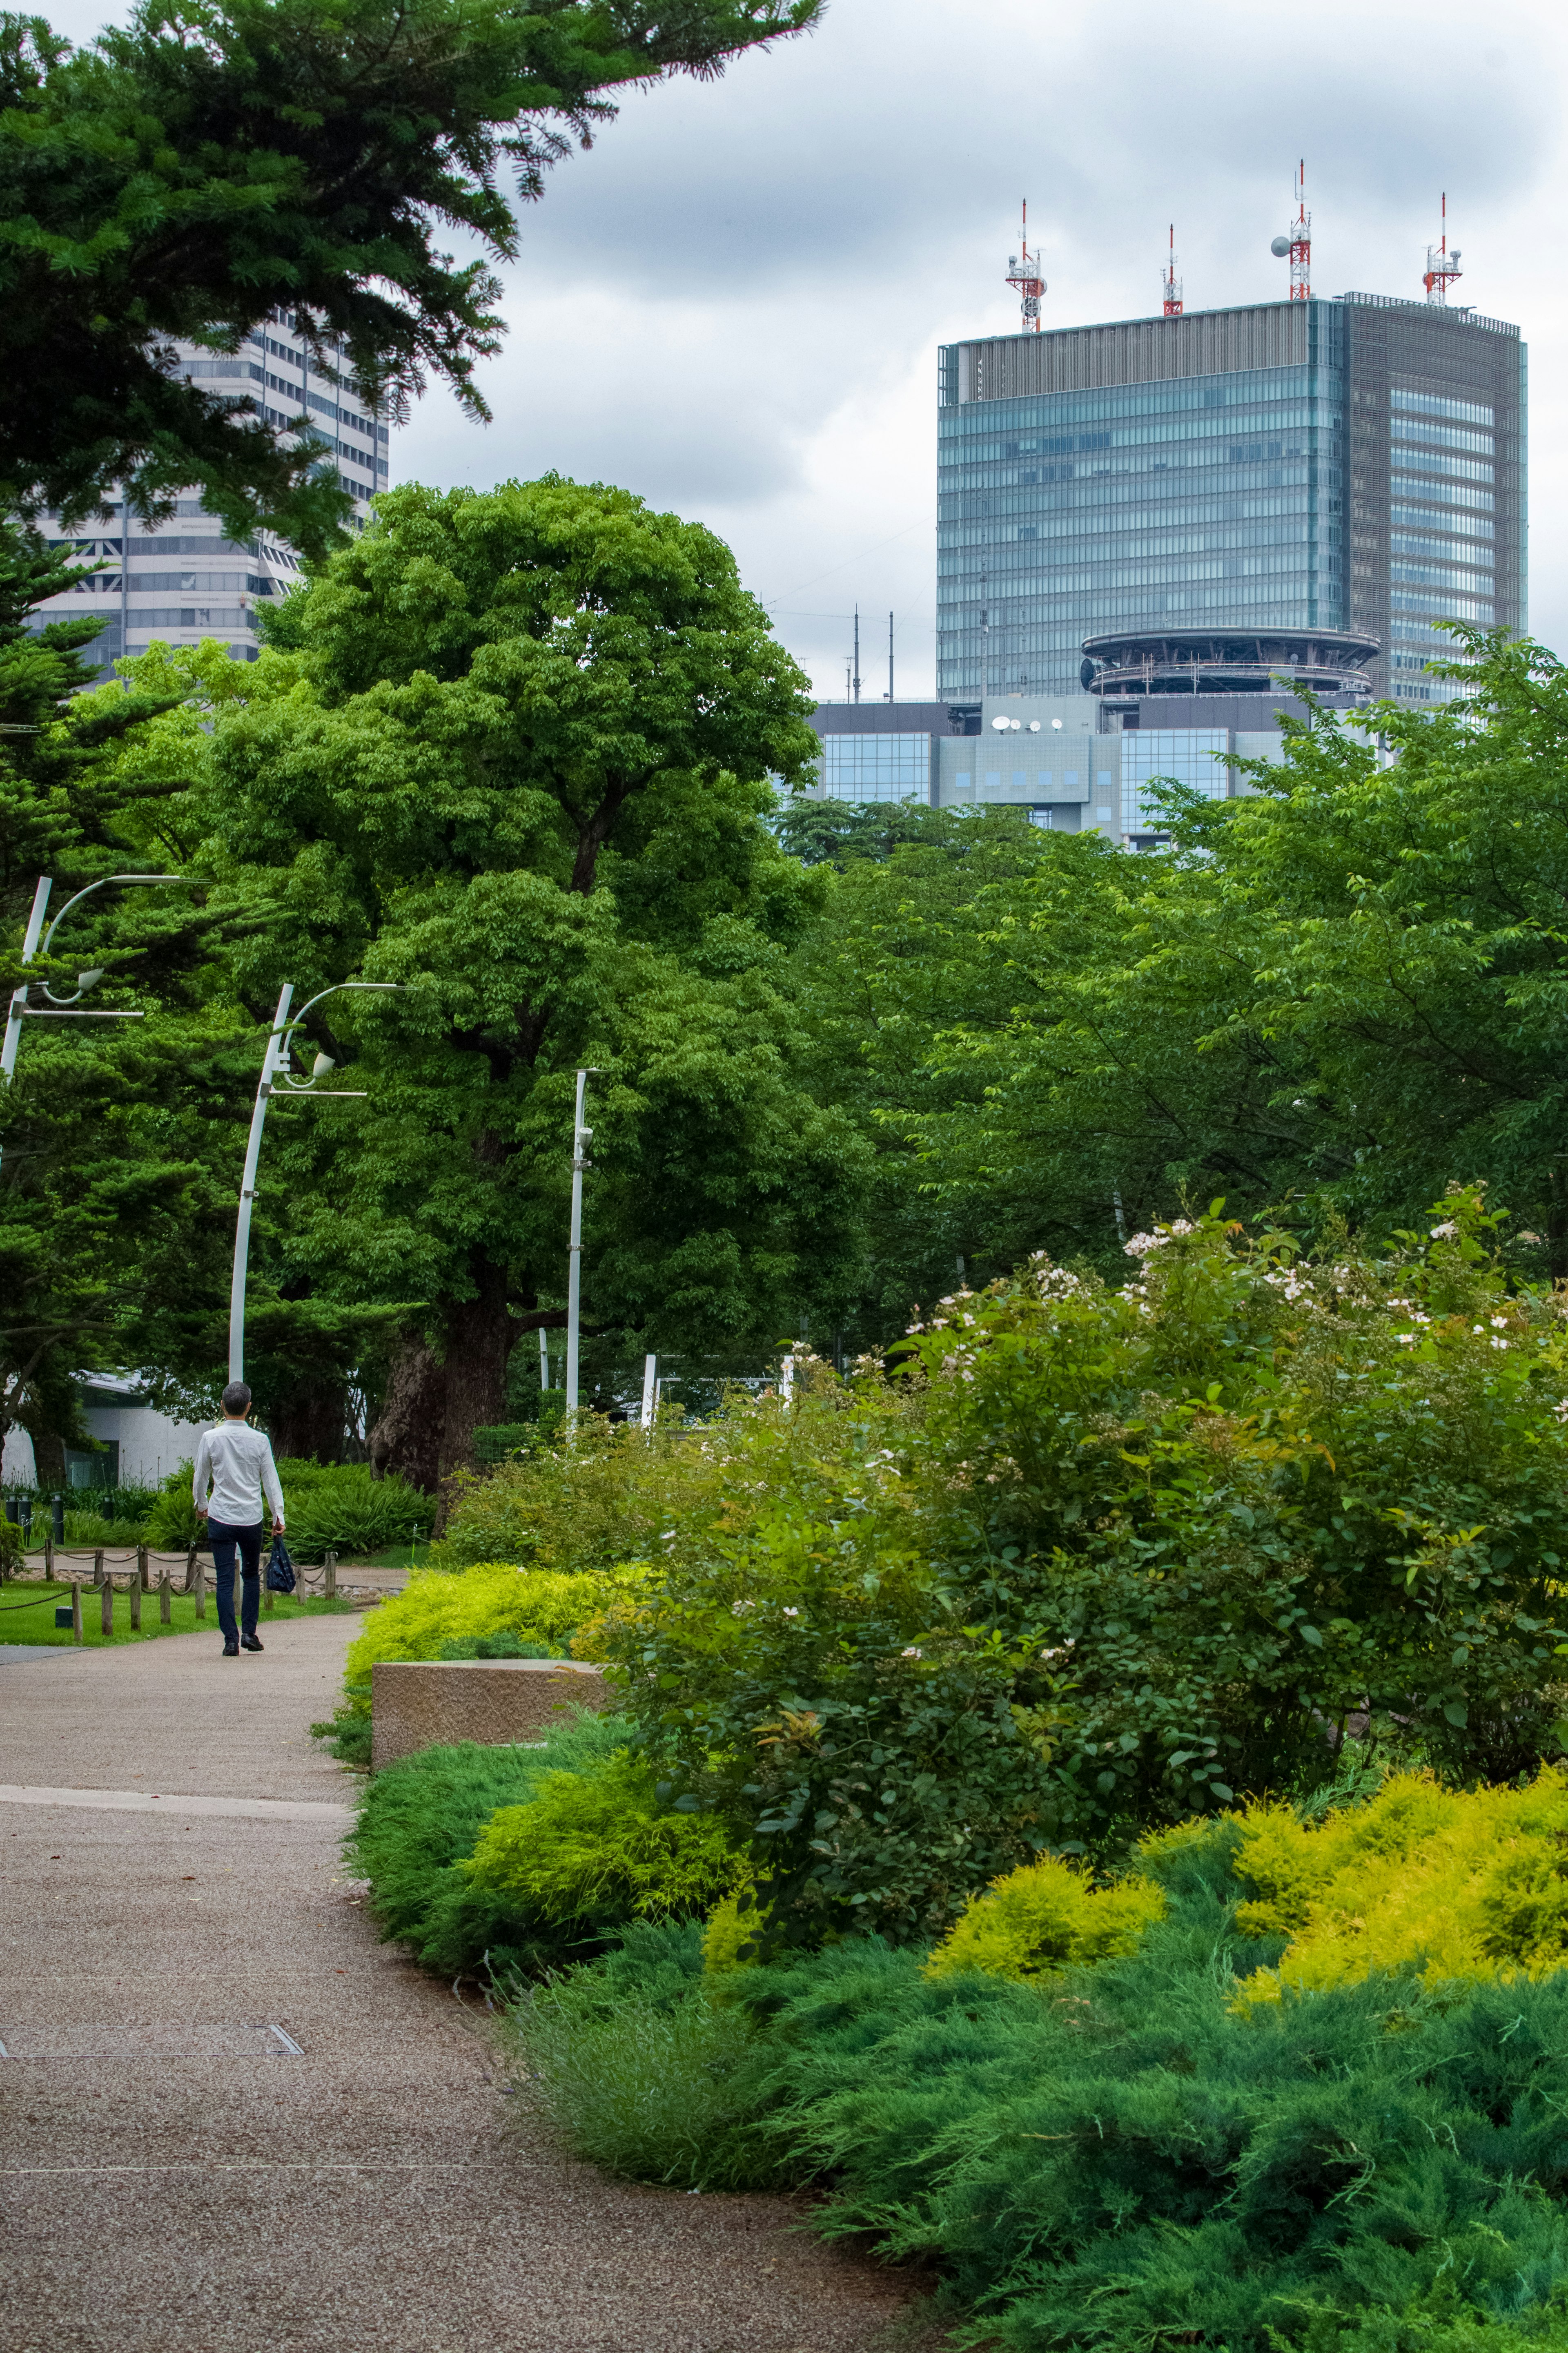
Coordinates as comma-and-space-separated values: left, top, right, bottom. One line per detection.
40, 0, 1568, 697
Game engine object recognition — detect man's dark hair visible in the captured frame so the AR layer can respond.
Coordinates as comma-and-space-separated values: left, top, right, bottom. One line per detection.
220, 1381, 252, 1416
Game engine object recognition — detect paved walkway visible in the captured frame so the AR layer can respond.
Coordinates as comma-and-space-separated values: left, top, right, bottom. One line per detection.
0, 1620, 925, 2353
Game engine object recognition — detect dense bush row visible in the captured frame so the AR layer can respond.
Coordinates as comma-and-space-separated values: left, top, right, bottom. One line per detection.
334, 1189, 1568, 2346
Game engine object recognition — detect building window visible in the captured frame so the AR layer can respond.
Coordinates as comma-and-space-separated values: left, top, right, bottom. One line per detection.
820, 733, 930, 803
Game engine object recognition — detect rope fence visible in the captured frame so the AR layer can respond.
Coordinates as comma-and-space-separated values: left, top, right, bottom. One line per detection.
0, 1543, 376, 1641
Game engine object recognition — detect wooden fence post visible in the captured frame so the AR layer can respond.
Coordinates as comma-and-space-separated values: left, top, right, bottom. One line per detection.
158, 1572, 172, 1625
137, 1543, 149, 1592
325, 1550, 337, 1599
129, 1573, 141, 1632
193, 1557, 205, 1619
70, 1579, 82, 1643
99, 1570, 113, 1637
44, 1530, 54, 1579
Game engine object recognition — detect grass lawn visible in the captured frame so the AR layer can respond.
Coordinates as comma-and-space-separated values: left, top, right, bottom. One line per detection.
0, 1582, 361, 1649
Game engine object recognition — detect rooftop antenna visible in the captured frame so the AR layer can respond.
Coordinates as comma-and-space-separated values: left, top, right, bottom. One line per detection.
886, 611, 895, 703
852, 606, 861, 704
1006, 200, 1047, 332
1270, 160, 1310, 301
1423, 192, 1462, 305
1162, 223, 1183, 317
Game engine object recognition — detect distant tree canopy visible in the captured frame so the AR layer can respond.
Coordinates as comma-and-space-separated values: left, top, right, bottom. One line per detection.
0, 0, 819, 550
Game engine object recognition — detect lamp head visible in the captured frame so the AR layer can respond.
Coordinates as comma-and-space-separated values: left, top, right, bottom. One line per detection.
76, 968, 105, 991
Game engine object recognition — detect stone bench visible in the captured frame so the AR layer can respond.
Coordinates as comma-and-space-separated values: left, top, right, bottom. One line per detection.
370, 1657, 610, 1773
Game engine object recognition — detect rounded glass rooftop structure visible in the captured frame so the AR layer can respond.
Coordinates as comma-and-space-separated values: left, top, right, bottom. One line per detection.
1080, 626, 1379, 703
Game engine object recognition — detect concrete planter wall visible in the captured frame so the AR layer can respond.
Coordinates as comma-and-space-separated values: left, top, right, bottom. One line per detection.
370, 1657, 610, 1772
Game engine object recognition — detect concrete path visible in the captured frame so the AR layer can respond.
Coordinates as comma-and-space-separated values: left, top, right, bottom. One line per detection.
0, 1619, 925, 2353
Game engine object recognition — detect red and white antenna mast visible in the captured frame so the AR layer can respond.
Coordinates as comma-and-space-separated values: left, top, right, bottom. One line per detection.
1271, 161, 1311, 300
1006, 200, 1046, 333
1162, 223, 1183, 316
1423, 192, 1462, 305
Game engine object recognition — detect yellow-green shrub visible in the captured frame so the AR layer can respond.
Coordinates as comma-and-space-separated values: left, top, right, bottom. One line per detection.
343, 1561, 625, 1687
462, 1755, 748, 1925
924, 1853, 1166, 1983
1233, 1766, 1568, 2006
702, 1889, 768, 1974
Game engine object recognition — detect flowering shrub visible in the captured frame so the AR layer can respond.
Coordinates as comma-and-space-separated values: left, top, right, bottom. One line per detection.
602, 1187, 1568, 1944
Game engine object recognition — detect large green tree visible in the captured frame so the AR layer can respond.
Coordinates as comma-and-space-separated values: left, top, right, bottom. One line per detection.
0, 0, 818, 548
848, 636, 1568, 1280
182, 477, 868, 1485
0, 521, 242, 1471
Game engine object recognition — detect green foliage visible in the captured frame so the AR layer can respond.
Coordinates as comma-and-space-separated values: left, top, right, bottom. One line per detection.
504, 1920, 780, 2190
508, 1830, 1568, 2353
599, 1194, 1568, 1945
169, 476, 862, 1483
462, 1752, 748, 1923
925, 1852, 1166, 1984
345, 1713, 738, 1976
142, 1461, 201, 1549
0, 0, 819, 546
1232, 1768, 1568, 2006
0, 1517, 20, 1572
272, 1460, 429, 1561
344, 1559, 615, 1677
826, 638, 1568, 1287
60, 1510, 145, 1547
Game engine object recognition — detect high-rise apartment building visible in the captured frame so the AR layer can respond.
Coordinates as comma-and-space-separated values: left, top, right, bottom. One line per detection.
936, 293, 1525, 709
31, 313, 390, 675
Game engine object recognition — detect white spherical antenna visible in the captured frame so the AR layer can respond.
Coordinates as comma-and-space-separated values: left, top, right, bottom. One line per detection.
1027, 720, 1041, 732
1270, 234, 1291, 258
990, 714, 1009, 730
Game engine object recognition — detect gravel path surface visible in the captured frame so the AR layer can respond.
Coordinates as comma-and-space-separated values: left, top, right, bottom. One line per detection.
0, 1617, 928, 2353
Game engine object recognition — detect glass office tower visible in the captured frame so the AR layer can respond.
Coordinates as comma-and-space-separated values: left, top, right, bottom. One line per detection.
937, 294, 1525, 706
31, 311, 391, 678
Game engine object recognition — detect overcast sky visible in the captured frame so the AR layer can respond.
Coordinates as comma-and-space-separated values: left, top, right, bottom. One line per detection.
53, 0, 1568, 701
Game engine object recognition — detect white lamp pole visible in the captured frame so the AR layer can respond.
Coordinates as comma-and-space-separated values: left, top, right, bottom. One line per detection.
2, 872, 183, 1081
228, 980, 401, 1385
564, 1067, 595, 1415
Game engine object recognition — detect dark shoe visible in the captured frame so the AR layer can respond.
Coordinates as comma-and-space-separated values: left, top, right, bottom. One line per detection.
241, 1634, 264, 1652
223, 1641, 239, 1656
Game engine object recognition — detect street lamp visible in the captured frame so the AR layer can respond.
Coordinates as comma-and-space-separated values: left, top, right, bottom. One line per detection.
229, 979, 401, 1385
1, 872, 185, 1082
564, 1067, 600, 1416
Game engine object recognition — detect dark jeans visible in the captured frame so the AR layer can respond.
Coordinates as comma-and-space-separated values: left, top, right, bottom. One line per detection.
207, 1519, 264, 1642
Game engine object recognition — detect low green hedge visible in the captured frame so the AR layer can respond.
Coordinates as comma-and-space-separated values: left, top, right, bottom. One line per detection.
504, 1820, 1568, 2351
144, 1456, 429, 1559
347, 1711, 746, 1981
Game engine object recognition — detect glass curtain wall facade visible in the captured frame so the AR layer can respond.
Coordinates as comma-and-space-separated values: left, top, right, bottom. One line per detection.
938, 297, 1524, 706
32, 312, 391, 678
1339, 294, 1526, 704
819, 732, 932, 802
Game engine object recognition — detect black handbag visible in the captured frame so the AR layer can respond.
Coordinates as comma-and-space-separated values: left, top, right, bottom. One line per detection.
264, 1532, 297, 1594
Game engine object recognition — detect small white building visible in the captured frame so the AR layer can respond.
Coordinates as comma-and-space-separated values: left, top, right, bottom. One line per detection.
74, 1376, 210, 1491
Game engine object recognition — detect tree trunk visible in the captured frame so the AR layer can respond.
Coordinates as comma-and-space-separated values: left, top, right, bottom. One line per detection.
367, 1337, 446, 1494
266, 1383, 348, 1466
440, 1269, 514, 1479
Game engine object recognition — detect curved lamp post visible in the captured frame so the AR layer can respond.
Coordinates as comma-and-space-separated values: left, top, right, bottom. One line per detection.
1, 872, 184, 1082
229, 980, 401, 1385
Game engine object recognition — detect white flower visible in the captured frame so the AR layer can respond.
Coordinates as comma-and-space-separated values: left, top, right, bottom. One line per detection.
1554, 1401, 1568, 1424
1431, 1220, 1459, 1240
1491, 1338, 1508, 1350
901, 1646, 922, 1658
1396, 1334, 1416, 1345
1491, 1316, 1508, 1328
782, 1606, 800, 1617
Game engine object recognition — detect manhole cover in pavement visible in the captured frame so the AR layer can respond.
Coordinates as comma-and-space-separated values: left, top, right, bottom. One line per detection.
0, 2022, 303, 2058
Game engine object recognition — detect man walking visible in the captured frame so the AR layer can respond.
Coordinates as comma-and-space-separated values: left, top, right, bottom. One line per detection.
192, 1382, 286, 1657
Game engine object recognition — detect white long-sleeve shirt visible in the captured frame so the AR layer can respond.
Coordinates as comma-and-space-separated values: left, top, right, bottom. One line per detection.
192, 1421, 286, 1528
